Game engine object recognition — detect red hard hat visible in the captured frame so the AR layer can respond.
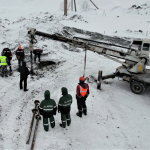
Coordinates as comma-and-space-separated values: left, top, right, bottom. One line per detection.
79, 76, 85, 81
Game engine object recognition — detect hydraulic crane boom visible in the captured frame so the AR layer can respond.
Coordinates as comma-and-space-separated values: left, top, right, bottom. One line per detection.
28, 28, 150, 74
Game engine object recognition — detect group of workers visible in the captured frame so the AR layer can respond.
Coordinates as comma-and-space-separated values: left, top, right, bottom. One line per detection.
39, 76, 90, 130
0, 46, 90, 131
0, 46, 43, 77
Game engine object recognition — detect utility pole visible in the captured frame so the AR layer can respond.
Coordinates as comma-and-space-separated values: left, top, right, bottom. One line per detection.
71, 0, 73, 11
74, 0, 76, 12
89, 0, 99, 9
64, 0, 67, 15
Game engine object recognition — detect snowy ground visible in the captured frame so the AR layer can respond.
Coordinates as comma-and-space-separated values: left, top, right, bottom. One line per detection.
0, 0, 150, 149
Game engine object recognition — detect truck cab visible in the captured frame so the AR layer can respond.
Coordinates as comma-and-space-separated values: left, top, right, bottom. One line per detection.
131, 38, 150, 57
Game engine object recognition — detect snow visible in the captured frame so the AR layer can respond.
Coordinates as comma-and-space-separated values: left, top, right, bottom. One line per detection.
0, 0, 150, 149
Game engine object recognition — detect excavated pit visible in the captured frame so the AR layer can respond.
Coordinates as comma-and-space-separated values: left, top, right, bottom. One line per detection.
39, 61, 56, 67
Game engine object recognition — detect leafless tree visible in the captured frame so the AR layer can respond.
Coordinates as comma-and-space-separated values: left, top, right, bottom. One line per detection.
59, 1, 71, 11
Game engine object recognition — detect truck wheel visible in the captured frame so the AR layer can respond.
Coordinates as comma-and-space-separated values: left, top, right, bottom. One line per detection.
130, 81, 145, 94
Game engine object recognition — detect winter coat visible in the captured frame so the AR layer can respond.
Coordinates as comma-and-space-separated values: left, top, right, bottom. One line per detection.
76, 81, 90, 100
16, 49, 25, 60
58, 87, 72, 114
20, 62, 29, 79
33, 49, 43, 55
2, 48, 12, 60
39, 90, 57, 118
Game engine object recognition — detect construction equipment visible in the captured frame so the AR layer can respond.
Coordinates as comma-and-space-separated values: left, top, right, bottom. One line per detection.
30, 114, 41, 150
27, 28, 150, 94
26, 100, 40, 144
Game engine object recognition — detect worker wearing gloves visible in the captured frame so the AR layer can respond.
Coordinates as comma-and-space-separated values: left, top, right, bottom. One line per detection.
0, 53, 8, 77
33, 49, 43, 62
58, 87, 72, 128
1, 48, 12, 72
15, 45, 25, 67
39, 90, 57, 132
76, 76, 90, 117
20, 62, 29, 91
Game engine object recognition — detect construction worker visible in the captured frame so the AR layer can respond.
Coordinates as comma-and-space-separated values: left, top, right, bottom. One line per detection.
58, 87, 72, 128
76, 76, 90, 117
1, 48, 12, 72
33, 49, 43, 62
15, 45, 25, 67
20, 61, 29, 91
0, 53, 8, 77
39, 90, 57, 132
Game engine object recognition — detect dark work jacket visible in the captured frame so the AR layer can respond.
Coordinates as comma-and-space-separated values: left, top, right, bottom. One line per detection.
58, 87, 72, 114
2, 48, 12, 60
20, 62, 29, 79
33, 49, 43, 55
16, 49, 25, 60
39, 90, 57, 118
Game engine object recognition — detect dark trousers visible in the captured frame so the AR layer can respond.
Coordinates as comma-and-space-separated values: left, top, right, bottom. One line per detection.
7, 59, 12, 71
18, 60, 23, 66
43, 117, 55, 131
61, 113, 71, 128
77, 98, 87, 112
20, 78, 27, 90
34, 54, 41, 62
1, 66, 7, 77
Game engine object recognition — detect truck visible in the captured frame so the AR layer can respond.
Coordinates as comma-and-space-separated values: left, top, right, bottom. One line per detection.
27, 28, 150, 94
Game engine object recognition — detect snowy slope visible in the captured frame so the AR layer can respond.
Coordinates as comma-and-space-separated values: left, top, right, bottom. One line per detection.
0, 0, 150, 149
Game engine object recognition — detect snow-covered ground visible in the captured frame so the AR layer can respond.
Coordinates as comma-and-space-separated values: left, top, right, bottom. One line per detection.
0, 0, 150, 149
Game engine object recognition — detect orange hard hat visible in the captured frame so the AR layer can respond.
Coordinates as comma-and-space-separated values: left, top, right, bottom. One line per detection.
18, 45, 22, 49
79, 76, 85, 81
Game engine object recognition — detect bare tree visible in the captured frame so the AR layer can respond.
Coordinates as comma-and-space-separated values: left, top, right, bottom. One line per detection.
59, 1, 71, 11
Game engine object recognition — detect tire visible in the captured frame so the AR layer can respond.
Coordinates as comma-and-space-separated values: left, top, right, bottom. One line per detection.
130, 81, 145, 94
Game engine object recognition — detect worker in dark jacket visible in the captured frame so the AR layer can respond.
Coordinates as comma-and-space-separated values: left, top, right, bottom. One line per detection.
76, 76, 90, 117
1, 48, 12, 72
16, 45, 25, 66
39, 90, 57, 132
20, 61, 29, 91
58, 87, 72, 128
33, 49, 43, 62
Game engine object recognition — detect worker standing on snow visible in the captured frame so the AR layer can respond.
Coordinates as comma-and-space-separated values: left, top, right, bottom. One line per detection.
20, 61, 29, 91
1, 48, 12, 72
38, 90, 57, 132
58, 87, 72, 128
15, 45, 25, 67
0, 53, 8, 77
33, 49, 43, 62
76, 76, 90, 117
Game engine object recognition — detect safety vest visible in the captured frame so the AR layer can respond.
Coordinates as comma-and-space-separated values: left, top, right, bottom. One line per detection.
0, 56, 7, 66
79, 85, 87, 97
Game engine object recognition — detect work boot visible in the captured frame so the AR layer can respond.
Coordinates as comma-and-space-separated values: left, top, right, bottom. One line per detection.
83, 109, 87, 115
59, 124, 65, 128
24, 89, 29, 92
76, 111, 82, 118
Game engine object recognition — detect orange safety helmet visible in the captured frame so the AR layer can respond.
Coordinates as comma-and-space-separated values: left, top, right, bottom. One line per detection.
18, 45, 22, 49
79, 76, 85, 81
